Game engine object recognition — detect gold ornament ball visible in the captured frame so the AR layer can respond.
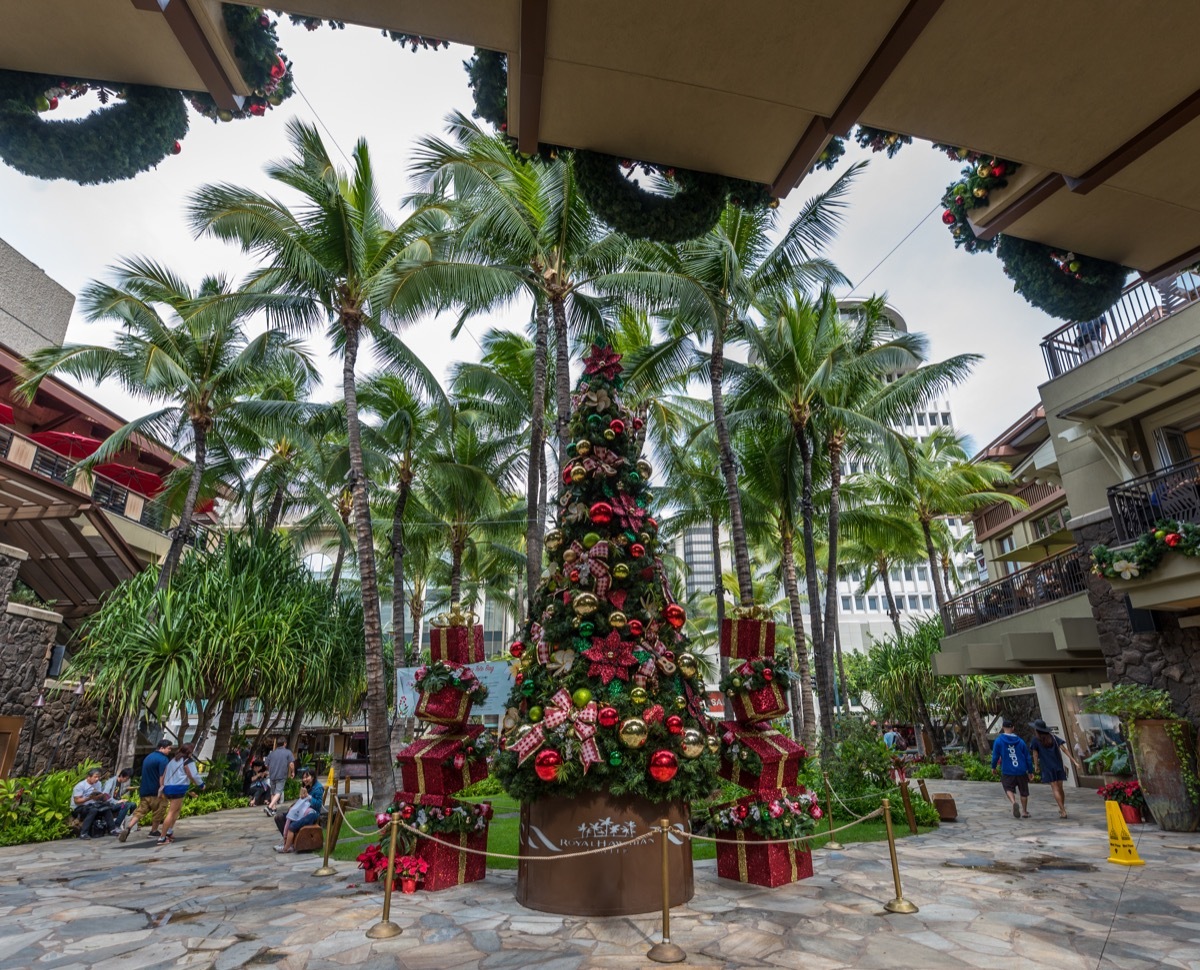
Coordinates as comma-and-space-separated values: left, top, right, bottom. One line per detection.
705, 734, 721, 756
636, 459, 652, 479
630, 686, 649, 705
676, 653, 698, 679
563, 548, 579, 564
576, 439, 592, 455
674, 695, 687, 710
603, 429, 616, 441
973, 186, 987, 198
545, 529, 564, 551
573, 592, 600, 616
680, 729, 705, 759
571, 465, 587, 483
619, 717, 649, 748
613, 563, 630, 580
608, 610, 628, 629
977, 163, 990, 177
639, 532, 651, 544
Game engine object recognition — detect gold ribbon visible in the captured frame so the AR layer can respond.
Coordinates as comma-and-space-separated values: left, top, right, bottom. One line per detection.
431, 603, 477, 628
731, 604, 772, 621
737, 830, 747, 882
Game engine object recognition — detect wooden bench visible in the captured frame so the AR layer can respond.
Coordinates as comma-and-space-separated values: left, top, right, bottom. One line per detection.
293, 795, 349, 853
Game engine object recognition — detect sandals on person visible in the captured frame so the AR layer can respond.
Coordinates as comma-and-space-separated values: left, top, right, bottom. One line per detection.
274, 845, 294, 853
1022, 813, 1032, 818
156, 834, 175, 845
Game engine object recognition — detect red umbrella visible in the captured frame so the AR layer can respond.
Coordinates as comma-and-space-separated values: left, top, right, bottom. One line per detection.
0, 403, 14, 425
93, 462, 164, 497
195, 498, 217, 515
30, 430, 101, 459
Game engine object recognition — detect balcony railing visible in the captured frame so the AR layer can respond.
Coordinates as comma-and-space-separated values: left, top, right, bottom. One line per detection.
941, 545, 1089, 635
1107, 455, 1200, 544
972, 480, 1063, 538
1041, 271, 1200, 380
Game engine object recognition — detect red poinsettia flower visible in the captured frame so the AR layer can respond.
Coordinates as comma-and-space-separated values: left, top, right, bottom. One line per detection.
583, 344, 623, 380
582, 630, 637, 684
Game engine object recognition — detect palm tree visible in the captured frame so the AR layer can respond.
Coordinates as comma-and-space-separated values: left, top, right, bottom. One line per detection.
188, 121, 445, 801
619, 168, 862, 609
837, 492, 925, 638
859, 615, 945, 757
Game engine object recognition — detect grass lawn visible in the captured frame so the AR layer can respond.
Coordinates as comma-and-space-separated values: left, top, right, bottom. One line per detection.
329, 806, 933, 868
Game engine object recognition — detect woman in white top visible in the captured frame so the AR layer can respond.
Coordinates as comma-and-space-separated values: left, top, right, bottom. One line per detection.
157, 742, 203, 845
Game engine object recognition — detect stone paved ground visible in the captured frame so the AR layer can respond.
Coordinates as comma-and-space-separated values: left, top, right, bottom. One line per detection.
1, 780, 1198, 969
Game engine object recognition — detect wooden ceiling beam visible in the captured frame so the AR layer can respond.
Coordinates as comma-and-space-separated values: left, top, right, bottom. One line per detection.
129, 0, 240, 111
516, 0, 547, 155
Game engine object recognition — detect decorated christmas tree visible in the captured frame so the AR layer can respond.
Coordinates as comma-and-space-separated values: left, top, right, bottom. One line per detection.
493, 345, 719, 805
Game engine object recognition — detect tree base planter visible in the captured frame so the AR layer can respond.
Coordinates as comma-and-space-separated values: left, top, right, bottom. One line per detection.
714, 830, 814, 887
516, 791, 693, 916
1132, 719, 1200, 833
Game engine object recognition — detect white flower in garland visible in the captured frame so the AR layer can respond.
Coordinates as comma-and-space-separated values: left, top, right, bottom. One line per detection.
1113, 559, 1140, 580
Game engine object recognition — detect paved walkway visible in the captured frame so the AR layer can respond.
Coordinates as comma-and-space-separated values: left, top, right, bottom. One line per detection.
1, 781, 1197, 969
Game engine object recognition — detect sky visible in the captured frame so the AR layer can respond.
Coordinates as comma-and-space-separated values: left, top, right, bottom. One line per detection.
0, 20, 1060, 452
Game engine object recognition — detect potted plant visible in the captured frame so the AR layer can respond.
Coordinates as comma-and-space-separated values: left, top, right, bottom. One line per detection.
396, 855, 429, 893
1084, 744, 1133, 782
1096, 779, 1149, 826
355, 844, 388, 883
1082, 685, 1199, 832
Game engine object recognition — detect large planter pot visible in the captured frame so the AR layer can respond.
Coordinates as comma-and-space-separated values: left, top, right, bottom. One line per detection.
1131, 719, 1200, 833
516, 791, 693, 916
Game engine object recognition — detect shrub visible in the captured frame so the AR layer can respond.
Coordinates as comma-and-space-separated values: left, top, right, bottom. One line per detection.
459, 774, 505, 798
0, 761, 101, 846
908, 762, 944, 780
947, 752, 998, 781
1081, 684, 1174, 721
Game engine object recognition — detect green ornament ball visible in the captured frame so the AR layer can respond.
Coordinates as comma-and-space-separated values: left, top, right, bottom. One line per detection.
528, 706, 544, 722
583, 532, 601, 548
572, 688, 593, 709
628, 472, 641, 484
609, 750, 622, 766
580, 621, 595, 637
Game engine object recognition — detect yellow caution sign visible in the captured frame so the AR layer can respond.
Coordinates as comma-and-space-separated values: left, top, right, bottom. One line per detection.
326, 764, 336, 790
1105, 801, 1144, 867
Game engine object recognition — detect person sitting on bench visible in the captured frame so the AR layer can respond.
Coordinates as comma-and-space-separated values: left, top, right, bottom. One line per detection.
71, 767, 117, 839
273, 769, 324, 853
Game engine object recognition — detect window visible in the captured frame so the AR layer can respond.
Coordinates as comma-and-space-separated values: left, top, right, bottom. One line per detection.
904, 567, 914, 582
922, 595, 933, 610
917, 412, 926, 426
868, 596, 879, 611
91, 478, 129, 515
890, 568, 900, 582
851, 568, 862, 582
997, 533, 1018, 576
855, 596, 865, 611
941, 412, 951, 425
841, 596, 852, 611
908, 595, 920, 610
917, 565, 928, 581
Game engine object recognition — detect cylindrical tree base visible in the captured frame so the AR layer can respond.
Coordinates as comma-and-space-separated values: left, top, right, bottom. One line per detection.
516, 791, 693, 916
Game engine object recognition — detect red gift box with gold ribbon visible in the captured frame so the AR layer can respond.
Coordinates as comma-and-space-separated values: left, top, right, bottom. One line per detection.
414, 683, 474, 726
715, 829, 814, 887
416, 825, 488, 891
718, 724, 806, 791
729, 681, 789, 723
429, 623, 484, 665
396, 725, 488, 795
719, 616, 776, 661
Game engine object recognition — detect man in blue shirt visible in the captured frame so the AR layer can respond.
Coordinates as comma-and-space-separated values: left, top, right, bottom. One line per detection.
118, 738, 173, 842
991, 719, 1033, 819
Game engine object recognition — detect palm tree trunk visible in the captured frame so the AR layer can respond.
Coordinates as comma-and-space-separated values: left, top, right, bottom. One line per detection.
913, 682, 944, 758
711, 516, 732, 720
780, 526, 817, 747
550, 295, 572, 466
922, 519, 948, 610
155, 421, 207, 592
450, 537, 463, 605
794, 423, 826, 669
881, 562, 902, 637
527, 299, 550, 610
329, 540, 345, 597
815, 433, 844, 739
392, 480, 409, 650
206, 702, 236, 791
410, 587, 425, 662
709, 319, 753, 606
341, 321, 393, 806
264, 482, 285, 531
287, 707, 305, 753
834, 621, 847, 718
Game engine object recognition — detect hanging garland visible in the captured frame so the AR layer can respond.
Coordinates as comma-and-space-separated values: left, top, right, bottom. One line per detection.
854, 126, 911, 158
1092, 520, 1200, 580
997, 235, 1128, 322
0, 71, 188, 185
939, 156, 1016, 254
190, 6, 294, 123
811, 136, 845, 172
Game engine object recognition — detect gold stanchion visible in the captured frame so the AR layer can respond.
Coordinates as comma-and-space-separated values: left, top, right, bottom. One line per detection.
898, 782, 918, 835
881, 798, 919, 915
365, 814, 403, 939
312, 784, 337, 877
822, 773, 844, 850
646, 818, 685, 964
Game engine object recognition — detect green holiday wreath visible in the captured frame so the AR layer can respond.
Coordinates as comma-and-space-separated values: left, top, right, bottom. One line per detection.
1092, 520, 1200, 581
0, 71, 188, 185
189, 6, 294, 122
997, 235, 1128, 322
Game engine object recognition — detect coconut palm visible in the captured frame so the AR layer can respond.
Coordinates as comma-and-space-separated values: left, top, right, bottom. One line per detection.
188, 121, 446, 800
837, 493, 925, 638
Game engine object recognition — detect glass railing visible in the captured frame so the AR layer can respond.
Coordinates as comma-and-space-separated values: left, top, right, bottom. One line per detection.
1107, 455, 1200, 543
941, 546, 1089, 635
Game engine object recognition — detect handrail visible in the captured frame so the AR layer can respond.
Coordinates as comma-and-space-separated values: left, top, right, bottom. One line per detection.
1040, 270, 1200, 380
941, 545, 1088, 635
1107, 455, 1200, 543
973, 480, 1062, 537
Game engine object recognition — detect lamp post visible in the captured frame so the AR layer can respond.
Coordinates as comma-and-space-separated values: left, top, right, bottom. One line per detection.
20, 692, 46, 776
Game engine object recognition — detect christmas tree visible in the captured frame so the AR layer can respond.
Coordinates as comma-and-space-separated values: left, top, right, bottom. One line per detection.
494, 345, 719, 802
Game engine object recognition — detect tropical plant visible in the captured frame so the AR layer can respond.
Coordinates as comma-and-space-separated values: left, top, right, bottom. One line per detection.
1086, 745, 1133, 776
1081, 684, 1175, 721
189, 120, 447, 800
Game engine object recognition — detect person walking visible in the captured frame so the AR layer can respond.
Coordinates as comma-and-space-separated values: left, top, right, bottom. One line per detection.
157, 742, 204, 845
119, 738, 173, 842
991, 719, 1034, 818
264, 736, 295, 818
1030, 719, 1082, 819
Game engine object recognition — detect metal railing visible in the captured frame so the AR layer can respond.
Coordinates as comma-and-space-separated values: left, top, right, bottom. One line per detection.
1041, 271, 1200, 379
973, 480, 1062, 538
941, 545, 1089, 635
1107, 455, 1200, 543
0, 426, 10, 460
90, 476, 129, 514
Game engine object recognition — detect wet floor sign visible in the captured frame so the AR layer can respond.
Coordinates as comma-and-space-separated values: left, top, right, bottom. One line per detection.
1106, 801, 1145, 867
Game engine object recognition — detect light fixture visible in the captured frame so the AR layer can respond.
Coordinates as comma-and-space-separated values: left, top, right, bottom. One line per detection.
73, 680, 85, 696
1131, 449, 1142, 463
33, 692, 45, 709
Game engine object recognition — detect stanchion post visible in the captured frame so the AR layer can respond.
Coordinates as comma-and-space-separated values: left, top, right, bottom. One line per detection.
822, 773, 844, 850
365, 814, 403, 939
898, 782, 918, 835
881, 799, 919, 915
646, 818, 685, 964
312, 784, 337, 877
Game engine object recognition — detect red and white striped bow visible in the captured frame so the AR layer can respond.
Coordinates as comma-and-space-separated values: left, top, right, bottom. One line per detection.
514, 688, 601, 772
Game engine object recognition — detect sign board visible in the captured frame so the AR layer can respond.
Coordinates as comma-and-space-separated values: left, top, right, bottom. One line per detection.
395, 660, 515, 719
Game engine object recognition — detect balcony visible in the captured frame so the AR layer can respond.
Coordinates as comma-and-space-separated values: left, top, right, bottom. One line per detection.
1040, 271, 1200, 380
1107, 456, 1200, 544
972, 480, 1063, 541
942, 546, 1089, 635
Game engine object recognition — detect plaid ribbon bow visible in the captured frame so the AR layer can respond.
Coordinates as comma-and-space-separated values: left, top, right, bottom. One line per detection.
514, 688, 601, 771
569, 540, 611, 598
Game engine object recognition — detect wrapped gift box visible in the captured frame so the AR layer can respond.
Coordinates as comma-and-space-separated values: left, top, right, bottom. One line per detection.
430, 623, 485, 665
719, 617, 776, 661
715, 829, 814, 887
415, 683, 474, 726
718, 724, 806, 790
396, 725, 489, 795
417, 824, 488, 891
729, 682, 789, 723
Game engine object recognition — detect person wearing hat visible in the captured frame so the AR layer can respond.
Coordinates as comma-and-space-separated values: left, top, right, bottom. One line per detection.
1029, 718, 1082, 818
991, 719, 1034, 818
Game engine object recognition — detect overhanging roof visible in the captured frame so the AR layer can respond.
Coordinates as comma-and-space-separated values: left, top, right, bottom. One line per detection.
0, 459, 141, 625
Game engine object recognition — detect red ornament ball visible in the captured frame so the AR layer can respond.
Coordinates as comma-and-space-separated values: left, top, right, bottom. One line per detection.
598, 706, 620, 728
248, 102, 266, 116
992, 162, 1006, 177
171, 141, 182, 155
762, 668, 774, 681
941, 209, 956, 225
609, 418, 626, 435
648, 750, 679, 783
666, 715, 684, 735
627, 619, 644, 637
509, 641, 524, 659
1165, 532, 1182, 547
270, 55, 288, 80
640, 567, 655, 581
376, 812, 391, 827
515, 672, 524, 685
630, 543, 646, 559
400, 805, 414, 820
664, 604, 687, 629
632, 417, 644, 430
47, 97, 58, 110
569, 569, 581, 582
562, 466, 574, 485
534, 749, 562, 781
453, 752, 466, 770
589, 501, 614, 525
662, 650, 675, 661
258, 13, 270, 26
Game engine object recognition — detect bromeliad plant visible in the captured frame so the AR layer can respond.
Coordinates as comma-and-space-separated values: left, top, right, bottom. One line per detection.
1092, 520, 1200, 581
1097, 779, 1148, 811
1084, 744, 1133, 776
413, 662, 489, 702
709, 791, 822, 840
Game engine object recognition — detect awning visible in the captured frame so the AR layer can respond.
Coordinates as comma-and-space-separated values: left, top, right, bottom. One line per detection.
93, 462, 164, 497
30, 431, 101, 460
0, 403, 13, 425
195, 497, 216, 514
992, 529, 1076, 563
